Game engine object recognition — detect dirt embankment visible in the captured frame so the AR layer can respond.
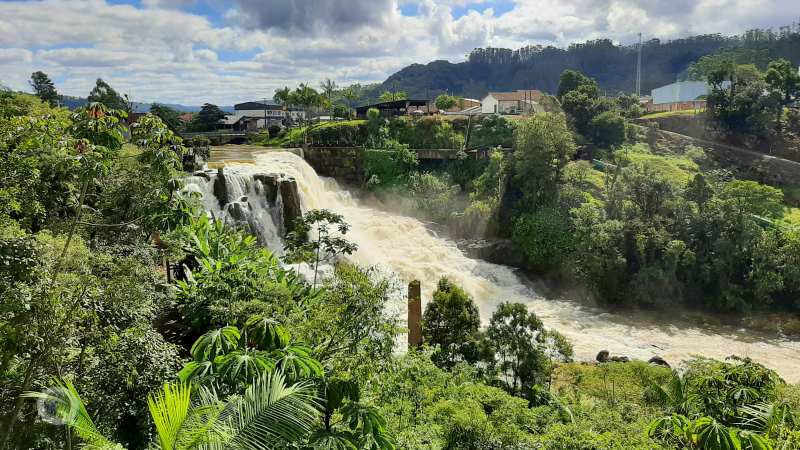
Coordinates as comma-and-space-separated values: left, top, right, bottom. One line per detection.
637, 114, 800, 163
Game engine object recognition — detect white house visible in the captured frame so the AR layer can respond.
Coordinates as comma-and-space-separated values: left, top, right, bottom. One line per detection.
481, 90, 545, 115
232, 101, 306, 128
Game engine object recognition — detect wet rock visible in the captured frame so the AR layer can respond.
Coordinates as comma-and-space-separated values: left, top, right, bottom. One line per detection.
192, 171, 211, 181
458, 239, 526, 267
610, 356, 630, 363
648, 356, 671, 368
253, 173, 280, 205
227, 202, 250, 223
280, 177, 302, 233
596, 350, 610, 363
213, 167, 228, 208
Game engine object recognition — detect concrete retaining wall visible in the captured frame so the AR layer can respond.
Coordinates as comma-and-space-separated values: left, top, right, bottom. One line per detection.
302, 147, 366, 185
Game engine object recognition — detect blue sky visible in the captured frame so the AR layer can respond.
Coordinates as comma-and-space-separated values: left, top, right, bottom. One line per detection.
2, 0, 799, 105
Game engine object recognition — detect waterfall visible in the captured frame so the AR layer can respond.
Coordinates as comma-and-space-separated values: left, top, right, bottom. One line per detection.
187, 150, 800, 382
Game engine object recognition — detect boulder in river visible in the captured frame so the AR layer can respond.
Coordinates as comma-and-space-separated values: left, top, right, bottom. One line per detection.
596, 350, 610, 363
648, 356, 671, 368
227, 202, 250, 223
457, 239, 526, 267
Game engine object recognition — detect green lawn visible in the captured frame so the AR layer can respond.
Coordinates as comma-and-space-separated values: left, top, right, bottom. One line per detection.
639, 108, 705, 120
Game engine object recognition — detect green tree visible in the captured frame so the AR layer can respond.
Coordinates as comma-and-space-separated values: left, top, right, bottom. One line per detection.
421, 277, 482, 369
483, 302, 572, 396
511, 113, 576, 209
342, 86, 360, 113
512, 208, 574, 271
378, 91, 408, 102
284, 209, 358, 288
192, 103, 225, 132
765, 58, 800, 106
29, 71, 59, 106
589, 110, 626, 148
172, 215, 312, 331
435, 94, 458, 111
557, 69, 599, 99
320, 78, 338, 104
149, 103, 181, 131
87, 78, 131, 112
179, 318, 322, 392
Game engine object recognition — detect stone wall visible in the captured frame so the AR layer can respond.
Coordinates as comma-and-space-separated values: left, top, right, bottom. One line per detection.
302, 147, 366, 185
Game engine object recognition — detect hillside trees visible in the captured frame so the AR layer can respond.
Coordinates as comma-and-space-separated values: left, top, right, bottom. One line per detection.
511, 113, 576, 209
704, 59, 800, 137
0, 101, 192, 448
558, 70, 626, 148
28, 71, 59, 106
149, 103, 181, 131
88, 78, 131, 112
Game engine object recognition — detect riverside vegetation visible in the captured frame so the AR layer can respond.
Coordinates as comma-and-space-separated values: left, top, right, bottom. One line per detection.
279, 64, 800, 317
2, 65, 800, 450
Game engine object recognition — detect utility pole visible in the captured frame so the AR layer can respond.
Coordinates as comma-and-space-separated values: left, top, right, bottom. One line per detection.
636, 32, 643, 97
263, 97, 268, 130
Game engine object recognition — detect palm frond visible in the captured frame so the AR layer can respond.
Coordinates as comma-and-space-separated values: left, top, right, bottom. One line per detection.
147, 382, 193, 450
23, 379, 122, 450
307, 429, 359, 450
228, 370, 319, 450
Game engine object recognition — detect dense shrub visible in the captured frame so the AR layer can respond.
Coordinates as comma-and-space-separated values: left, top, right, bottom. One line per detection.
512, 208, 575, 272
389, 116, 464, 149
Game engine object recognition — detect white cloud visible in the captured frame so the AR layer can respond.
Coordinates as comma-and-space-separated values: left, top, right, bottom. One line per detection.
0, 0, 798, 104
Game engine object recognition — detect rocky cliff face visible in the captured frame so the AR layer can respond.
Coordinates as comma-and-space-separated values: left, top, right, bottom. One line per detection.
189, 167, 303, 248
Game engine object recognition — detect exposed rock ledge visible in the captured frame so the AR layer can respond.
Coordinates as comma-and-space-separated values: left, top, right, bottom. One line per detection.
456, 238, 526, 268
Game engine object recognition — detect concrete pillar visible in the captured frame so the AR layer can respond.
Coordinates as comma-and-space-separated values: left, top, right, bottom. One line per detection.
408, 280, 422, 348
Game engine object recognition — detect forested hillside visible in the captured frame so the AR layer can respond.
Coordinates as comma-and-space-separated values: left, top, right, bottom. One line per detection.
363, 25, 800, 100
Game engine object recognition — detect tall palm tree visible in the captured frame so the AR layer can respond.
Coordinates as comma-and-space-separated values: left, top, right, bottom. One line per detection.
320, 79, 337, 104
342, 87, 359, 119
25, 371, 319, 449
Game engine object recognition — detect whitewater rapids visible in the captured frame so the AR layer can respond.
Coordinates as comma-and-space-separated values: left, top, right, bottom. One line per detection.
191, 149, 800, 382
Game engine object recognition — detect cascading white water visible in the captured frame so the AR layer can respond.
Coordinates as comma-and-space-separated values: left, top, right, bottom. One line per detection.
194, 149, 800, 382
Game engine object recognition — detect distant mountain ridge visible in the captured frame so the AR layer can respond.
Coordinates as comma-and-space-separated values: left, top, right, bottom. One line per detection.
363, 27, 800, 102
59, 95, 234, 113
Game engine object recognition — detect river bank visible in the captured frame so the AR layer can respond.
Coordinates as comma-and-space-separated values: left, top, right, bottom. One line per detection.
200, 147, 800, 382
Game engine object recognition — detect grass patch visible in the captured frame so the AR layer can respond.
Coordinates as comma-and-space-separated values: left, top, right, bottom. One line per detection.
252, 120, 368, 147
780, 207, 800, 228
639, 109, 705, 120
553, 361, 671, 405
617, 143, 699, 184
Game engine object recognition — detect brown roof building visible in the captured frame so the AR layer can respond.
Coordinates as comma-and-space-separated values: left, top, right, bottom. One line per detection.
481, 90, 546, 114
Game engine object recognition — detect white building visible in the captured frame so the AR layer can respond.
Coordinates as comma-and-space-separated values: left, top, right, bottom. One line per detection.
650, 81, 713, 105
481, 90, 545, 115
232, 101, 306, 128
